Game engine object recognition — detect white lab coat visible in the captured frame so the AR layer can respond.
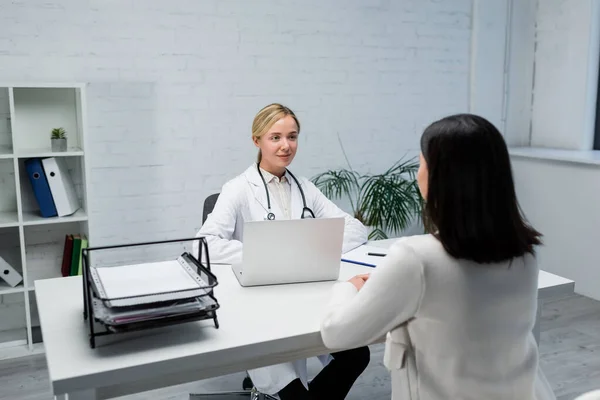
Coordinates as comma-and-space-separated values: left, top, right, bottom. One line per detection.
195, 163, 368, 395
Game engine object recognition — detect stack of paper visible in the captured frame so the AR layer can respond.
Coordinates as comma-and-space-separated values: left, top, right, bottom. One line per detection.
92, 296, 217, 327
92, 257, 208, 306
89, 254, 218, 331
341, 244, 389, 267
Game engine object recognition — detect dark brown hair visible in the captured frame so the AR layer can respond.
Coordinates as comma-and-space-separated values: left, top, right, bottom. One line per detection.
420, 113, 542, 263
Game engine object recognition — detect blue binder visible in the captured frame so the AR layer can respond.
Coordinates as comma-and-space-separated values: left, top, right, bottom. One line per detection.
25, 158, 58, 218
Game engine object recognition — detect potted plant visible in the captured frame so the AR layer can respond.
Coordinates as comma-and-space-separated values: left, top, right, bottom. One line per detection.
311, 156, 423, 240
51, 127, 67, 152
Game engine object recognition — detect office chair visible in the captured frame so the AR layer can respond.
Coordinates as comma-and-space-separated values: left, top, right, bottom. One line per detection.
190, 194, 277, 400
202, 193, 220, 225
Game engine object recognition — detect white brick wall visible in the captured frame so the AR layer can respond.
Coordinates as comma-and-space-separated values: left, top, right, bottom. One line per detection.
0, 0, 472, 256
0, 293, 27, 335
0, 88, 11, 149
0, 227, 20, 269
0, 160, 17, 213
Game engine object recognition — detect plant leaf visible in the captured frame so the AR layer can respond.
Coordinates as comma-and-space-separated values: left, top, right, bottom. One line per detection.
311, 169, 360, 213
368, 227, 388, 240
358, 157, 421, 236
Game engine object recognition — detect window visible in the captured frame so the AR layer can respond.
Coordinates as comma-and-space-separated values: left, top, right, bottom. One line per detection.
594, 56, 600, 150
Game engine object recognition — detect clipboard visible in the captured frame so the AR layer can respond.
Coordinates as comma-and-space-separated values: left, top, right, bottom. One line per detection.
341, 244, 388, 268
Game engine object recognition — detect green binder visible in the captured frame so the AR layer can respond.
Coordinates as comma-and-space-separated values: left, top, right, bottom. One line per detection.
70, 234, 82, 276
77, 235, 88, 276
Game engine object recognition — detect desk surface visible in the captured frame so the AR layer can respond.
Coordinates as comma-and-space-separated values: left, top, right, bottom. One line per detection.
36, 240, 575, 398
368, 240, 574, 299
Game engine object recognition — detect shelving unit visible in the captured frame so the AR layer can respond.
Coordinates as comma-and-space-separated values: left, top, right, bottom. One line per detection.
0, 83, 91, 360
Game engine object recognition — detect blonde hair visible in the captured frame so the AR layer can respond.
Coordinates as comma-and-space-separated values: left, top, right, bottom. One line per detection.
252, 103, 300, 163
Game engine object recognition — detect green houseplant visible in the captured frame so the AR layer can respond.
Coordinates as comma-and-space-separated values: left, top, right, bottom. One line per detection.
311, 157, 423, 240
51, 127, 67, 152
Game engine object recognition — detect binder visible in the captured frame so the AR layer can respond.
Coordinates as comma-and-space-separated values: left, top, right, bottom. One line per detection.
70, 234, 82, 276
61, 234, 74, 277
0, 255, 23, 287
42, 157, 80, 217
77, 235, 88, 276
25, 158, 58, 218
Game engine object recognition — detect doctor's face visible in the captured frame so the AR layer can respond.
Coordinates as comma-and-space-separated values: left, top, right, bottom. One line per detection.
254, 115, 298, 176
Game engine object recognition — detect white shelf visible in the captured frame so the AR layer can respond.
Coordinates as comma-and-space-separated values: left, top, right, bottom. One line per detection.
0, 145, 12, 159
0, 211, 18, 228
0, 83, 91, 360
16, 147, 84, 158
0, 328, 27, 349
0, 342, 43, 361
22, 208, 88, 226
0, 283, 25, 295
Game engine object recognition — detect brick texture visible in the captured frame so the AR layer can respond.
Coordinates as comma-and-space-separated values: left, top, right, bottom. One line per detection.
0, 0, 471, 263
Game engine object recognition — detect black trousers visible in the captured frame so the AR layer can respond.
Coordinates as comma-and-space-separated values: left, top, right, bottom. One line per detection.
277, 346, 370, 400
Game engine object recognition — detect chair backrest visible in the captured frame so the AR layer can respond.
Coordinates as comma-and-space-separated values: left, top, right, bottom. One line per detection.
202, 193, 220, 225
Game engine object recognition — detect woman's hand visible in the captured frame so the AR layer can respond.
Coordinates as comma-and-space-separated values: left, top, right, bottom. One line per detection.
348, 273, 370, 291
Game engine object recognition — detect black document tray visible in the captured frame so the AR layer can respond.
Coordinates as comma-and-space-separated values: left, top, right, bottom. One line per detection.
82, 237, 219, 348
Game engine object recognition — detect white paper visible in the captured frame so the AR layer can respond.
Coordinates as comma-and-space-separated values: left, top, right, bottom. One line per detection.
95, 259, 200, 299
341, 244, 388, 267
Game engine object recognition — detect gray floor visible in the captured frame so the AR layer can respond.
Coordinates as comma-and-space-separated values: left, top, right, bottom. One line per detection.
1, 294, 599, 400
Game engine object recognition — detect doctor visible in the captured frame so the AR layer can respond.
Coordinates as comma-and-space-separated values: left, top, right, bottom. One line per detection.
196, 103, 370, 399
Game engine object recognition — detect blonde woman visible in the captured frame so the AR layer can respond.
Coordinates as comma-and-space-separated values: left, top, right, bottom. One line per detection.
196, 103, 369, 399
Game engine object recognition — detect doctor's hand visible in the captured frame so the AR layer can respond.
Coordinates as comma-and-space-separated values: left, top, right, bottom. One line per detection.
348, 274, 370, 291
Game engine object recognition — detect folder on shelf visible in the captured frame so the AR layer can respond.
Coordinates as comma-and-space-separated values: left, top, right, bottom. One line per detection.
60, 233, 87, 277
25, 158, 58, 218
77, 235, 88, 276
61, 234, 74, 277
0, 255, 23, 288
42, 157, 80, 217
70, 234, 82, 276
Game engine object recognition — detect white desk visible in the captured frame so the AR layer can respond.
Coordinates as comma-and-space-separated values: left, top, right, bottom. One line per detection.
36, 240, 575, 400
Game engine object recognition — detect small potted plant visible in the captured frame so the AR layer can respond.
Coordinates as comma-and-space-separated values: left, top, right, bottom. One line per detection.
51, 127, 67, 152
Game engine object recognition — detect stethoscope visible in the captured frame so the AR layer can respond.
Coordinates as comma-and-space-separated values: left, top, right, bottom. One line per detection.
256, 164, 316, 220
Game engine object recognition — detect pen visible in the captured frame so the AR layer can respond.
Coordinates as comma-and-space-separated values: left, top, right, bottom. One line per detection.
367, 252, 386, 257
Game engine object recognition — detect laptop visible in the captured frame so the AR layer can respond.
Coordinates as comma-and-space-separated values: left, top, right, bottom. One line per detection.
232, 217, 345, 287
